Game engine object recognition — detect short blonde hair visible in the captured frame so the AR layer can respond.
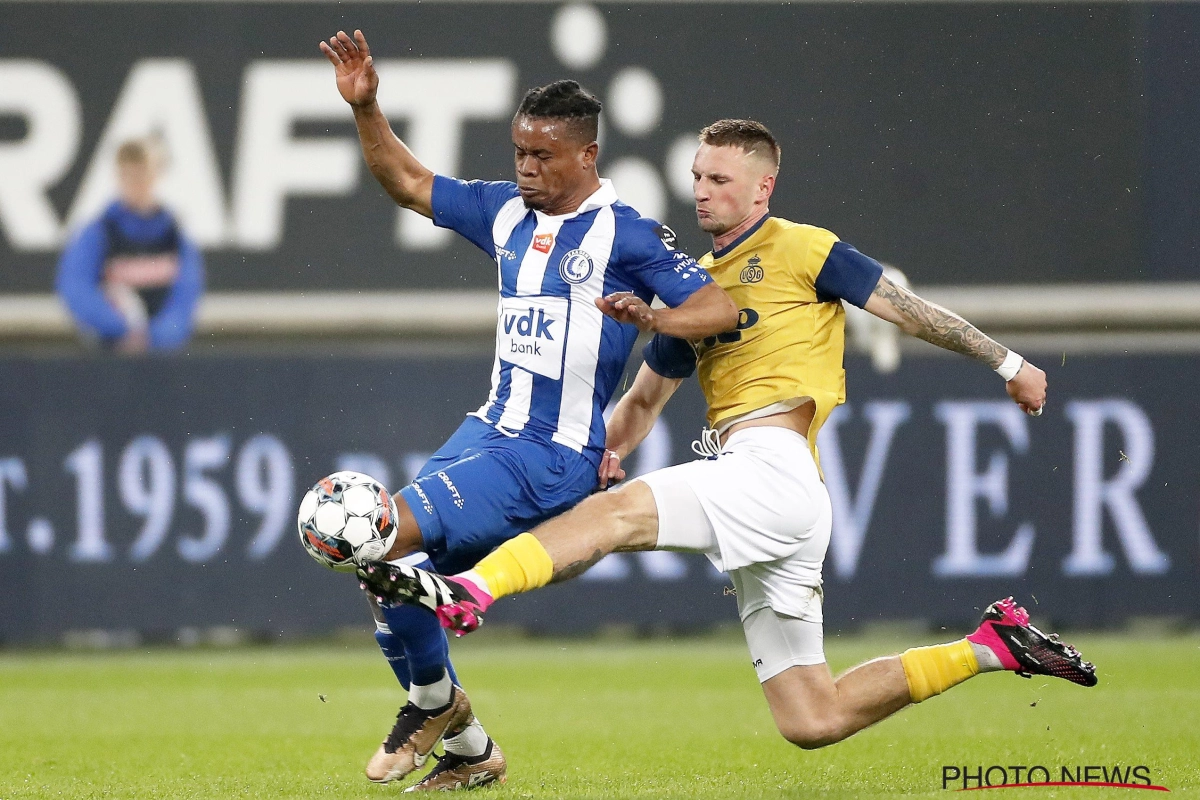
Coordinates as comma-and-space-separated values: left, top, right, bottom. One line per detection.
699, 119, 781, 171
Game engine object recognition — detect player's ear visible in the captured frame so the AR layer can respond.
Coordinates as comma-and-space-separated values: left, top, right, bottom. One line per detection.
581, 140, 599, 169
758, 173, 776, 202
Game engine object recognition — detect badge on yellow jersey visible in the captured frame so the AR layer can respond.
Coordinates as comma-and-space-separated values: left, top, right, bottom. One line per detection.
643, 215, 885, 471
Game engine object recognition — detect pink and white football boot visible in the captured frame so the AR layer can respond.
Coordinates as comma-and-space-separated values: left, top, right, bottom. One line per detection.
358, 563, 494, 636
430, 575, 493, 635
967, 597, 1098, 687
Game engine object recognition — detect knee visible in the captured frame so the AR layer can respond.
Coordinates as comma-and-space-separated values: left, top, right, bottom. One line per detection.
595, 482, 658, 549
776, 718, 840, 750
574, 491, 634, 546
590, 488, 633, 522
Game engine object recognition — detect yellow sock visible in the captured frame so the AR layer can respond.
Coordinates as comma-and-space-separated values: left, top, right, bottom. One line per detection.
899, 639, 980, 703
471, 533, 555, 600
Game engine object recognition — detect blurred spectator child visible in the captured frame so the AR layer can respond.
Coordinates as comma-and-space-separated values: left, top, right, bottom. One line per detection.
56, 139, 204, 353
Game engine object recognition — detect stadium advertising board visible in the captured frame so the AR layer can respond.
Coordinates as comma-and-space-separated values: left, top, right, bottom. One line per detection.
0, 353, 1195, 642
1, 2, 1197, 294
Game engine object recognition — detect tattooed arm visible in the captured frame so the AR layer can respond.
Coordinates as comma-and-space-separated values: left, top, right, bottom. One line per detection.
864, 274, 1047, 413
864, 274, 1006, 366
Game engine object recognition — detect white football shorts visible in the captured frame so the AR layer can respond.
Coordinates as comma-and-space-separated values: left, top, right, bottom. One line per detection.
636, 426, 832, 680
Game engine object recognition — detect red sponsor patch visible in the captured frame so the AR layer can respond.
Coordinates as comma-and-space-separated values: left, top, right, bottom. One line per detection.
318, 477, 335, 496
532, 233, 554, 254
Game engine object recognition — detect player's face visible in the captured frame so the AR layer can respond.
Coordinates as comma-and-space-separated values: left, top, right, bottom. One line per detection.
691, 143, 773, 236
117, 160, 159, 213
512, 115, 598, 212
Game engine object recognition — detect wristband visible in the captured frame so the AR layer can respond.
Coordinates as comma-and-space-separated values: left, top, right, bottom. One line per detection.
996, 350, 1024, 382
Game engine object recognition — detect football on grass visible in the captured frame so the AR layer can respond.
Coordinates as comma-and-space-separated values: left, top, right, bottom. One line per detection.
297, 471, 398, 570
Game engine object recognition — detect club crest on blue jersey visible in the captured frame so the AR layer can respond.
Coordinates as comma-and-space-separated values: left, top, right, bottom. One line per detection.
559, 249, 595, 284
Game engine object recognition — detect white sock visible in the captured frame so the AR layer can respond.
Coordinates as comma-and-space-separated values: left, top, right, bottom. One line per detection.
409, 670, 453, 709
970, 641, 1005, 672
391, 550, 434, 568
457, 569, 491, 597
444, 718, 490, 758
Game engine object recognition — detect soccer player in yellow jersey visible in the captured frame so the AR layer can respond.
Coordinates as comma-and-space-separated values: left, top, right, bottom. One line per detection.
361, 119, 1096, 752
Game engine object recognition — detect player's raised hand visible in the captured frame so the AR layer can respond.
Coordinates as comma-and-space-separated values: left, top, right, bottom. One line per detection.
1006, 360, 1047, 416
596, 292, 657, 332
319, 29, 378, 107
598, 449, 626, 489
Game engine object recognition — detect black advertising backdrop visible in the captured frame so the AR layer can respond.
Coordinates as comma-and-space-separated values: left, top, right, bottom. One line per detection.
0, 353, 1195, 641
0, 2, 1197, 291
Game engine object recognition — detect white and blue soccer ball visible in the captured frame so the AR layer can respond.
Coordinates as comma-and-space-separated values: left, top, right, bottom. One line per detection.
297, 471, 399, 571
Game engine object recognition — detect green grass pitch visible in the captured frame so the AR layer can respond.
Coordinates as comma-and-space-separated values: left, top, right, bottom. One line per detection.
1, 631, 1197, 799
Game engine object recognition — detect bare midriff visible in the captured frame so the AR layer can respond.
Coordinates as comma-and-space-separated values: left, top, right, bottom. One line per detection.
720, 398, 816, 445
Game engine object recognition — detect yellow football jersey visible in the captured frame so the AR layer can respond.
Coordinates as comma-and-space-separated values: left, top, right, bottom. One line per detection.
645, 215, 884, 471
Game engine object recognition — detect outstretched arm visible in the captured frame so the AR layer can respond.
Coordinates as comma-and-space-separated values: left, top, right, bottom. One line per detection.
599, 363, 683, 487
320, 30, 434, 217
864, 273, 1046, 414
596, 282, 738, 339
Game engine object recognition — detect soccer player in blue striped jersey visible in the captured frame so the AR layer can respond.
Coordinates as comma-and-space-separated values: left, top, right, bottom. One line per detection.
320, 30, 737, 790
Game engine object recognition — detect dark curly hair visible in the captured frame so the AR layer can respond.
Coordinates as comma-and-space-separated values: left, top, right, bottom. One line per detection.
515, 80, 602, 143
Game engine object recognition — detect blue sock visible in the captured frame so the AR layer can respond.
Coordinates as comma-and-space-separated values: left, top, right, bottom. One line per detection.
378, 554, 461, 689
373, 627, 411, 690
381, 602, 451, 686
374, 624, 457, 688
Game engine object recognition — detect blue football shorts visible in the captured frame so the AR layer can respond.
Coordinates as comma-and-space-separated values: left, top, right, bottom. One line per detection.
398, 415, 599, 574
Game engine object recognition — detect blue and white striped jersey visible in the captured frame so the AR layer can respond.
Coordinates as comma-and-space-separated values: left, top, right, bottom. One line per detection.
431, 175, 711, 461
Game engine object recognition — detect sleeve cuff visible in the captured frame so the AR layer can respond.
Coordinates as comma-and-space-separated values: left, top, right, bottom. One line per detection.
814, 242, 885, 308
643, 334, 698, 379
